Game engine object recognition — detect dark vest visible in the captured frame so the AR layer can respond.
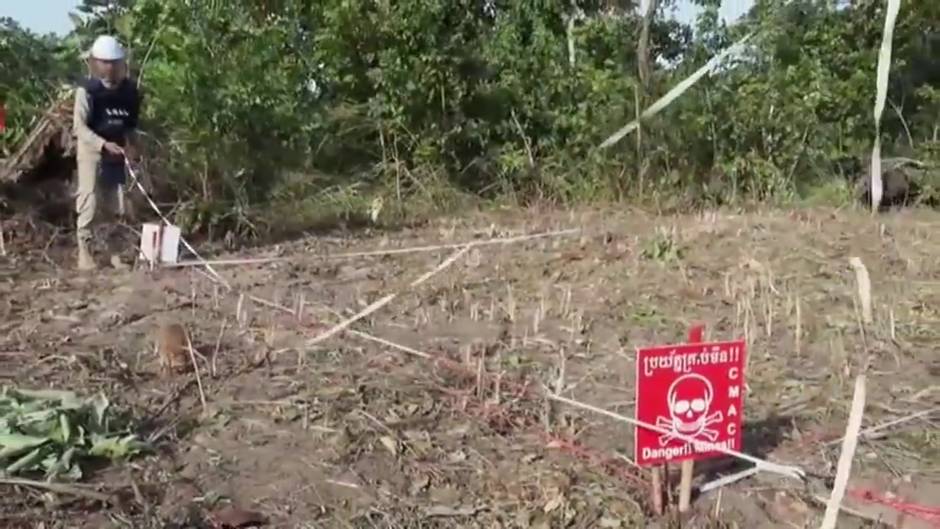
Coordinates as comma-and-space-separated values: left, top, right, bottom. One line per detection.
83, 77, 140, 146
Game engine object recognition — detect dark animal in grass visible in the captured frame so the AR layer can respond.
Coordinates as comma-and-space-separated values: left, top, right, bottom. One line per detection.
854, 157, 928, 211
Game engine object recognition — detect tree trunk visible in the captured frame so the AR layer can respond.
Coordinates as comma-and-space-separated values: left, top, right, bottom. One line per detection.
637, 0, 658, 92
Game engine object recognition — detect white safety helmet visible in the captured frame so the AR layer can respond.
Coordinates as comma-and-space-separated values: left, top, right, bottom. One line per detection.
90, 35, 126, 61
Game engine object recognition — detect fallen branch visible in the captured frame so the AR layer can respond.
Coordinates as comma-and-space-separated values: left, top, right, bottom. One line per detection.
0, 477, 113, 504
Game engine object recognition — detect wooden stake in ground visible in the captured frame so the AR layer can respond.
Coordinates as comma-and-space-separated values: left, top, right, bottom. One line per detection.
819, 375, 867, 529
650, 466, 665, 515
678, 323, 705, 513
849, 257, 873, 325
650, 323, 704, 515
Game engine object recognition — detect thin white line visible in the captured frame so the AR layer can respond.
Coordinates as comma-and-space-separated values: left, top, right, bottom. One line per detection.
124, 160, 230, 289
547, 393, 806, 481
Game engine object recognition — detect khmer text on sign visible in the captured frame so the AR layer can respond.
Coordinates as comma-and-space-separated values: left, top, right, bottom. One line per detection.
634, 339, 746, 466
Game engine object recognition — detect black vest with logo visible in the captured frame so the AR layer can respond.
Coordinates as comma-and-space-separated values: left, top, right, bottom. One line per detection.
83, 77, 140, 147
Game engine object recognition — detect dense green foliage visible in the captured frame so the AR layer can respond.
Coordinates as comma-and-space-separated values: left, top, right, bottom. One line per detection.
0, 18, 78, 152
2, 0, 938, 235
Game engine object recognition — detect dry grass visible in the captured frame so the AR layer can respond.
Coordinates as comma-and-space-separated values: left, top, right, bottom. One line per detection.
1, 205, 938, 528
0, 92, 74, 184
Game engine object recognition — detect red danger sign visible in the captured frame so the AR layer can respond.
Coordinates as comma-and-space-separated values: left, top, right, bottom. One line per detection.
634, 338, 746, 466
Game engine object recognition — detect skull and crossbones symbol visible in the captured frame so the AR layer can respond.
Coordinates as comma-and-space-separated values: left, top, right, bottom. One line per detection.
655, 374, 723, 446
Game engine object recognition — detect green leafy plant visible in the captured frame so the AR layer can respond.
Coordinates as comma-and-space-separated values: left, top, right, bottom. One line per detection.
0, 387, 147, 480
641, 226, 683, 264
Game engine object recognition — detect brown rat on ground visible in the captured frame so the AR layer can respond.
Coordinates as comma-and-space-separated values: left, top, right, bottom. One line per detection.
156, 322, 191, 375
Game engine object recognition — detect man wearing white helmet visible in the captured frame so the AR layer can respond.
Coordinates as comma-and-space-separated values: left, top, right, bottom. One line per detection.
72, 35, 142, 271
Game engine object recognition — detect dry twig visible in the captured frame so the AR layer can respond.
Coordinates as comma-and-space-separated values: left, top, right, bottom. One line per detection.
211, 317, 227, 377
0, 478, 112, 504
185, 333, 208, 415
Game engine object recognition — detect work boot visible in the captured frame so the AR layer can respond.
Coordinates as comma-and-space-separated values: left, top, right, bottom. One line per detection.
77, 241, 97, 271
101, 222, 130, 270
110, 253, 130, 270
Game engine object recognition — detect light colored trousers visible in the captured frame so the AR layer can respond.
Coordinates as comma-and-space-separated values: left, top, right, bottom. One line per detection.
75, 153, 124, 245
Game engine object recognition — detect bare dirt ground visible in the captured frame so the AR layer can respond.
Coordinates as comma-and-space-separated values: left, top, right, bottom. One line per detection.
1, 205, 939, 529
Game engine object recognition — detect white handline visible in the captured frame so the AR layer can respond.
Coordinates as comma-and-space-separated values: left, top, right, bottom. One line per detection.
304, 245, 472, 348
124, 161, 231, 289
547, 393, 806, 481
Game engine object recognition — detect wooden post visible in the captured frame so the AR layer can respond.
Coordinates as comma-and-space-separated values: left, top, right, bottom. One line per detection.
678, 323, 705, 513
650, 465, 664, 515
678, 460, 694, 512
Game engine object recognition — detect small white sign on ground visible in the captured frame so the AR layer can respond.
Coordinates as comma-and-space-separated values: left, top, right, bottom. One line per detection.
139, 223, 182, 265
140, 223, 161, 264
160, 225, 181, 264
